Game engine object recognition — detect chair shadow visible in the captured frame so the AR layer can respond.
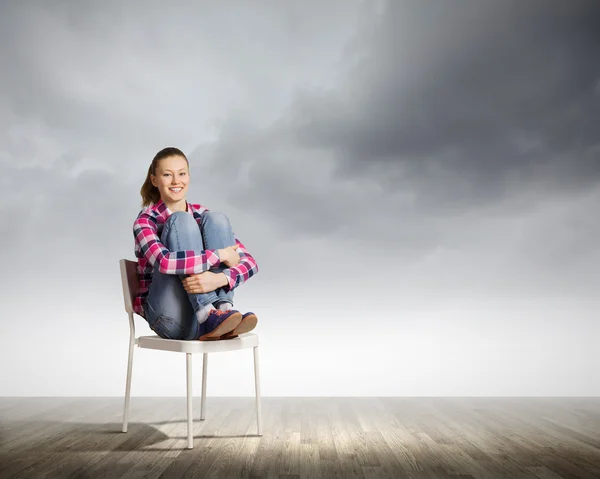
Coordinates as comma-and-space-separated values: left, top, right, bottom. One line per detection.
2, 420, 262, 453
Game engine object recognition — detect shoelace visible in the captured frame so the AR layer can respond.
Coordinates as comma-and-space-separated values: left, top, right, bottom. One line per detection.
211, 309, 228, 316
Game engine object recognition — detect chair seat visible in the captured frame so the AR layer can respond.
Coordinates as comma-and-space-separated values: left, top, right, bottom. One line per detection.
137, 332, 259, 353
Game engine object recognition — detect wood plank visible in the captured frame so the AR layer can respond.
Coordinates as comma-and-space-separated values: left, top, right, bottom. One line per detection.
0, 398, 119, 478
0, 397, 599, 479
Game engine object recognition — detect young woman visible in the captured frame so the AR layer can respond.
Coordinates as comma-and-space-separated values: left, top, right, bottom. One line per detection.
132, 146, 259, 341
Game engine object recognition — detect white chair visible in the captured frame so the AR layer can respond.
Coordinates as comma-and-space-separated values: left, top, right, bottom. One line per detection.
119, 258, 262, 449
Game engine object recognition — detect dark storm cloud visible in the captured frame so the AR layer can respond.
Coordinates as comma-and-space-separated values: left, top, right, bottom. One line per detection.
289, 0, 600, 204
2, 0, 598, 257
192, 0, 600, 250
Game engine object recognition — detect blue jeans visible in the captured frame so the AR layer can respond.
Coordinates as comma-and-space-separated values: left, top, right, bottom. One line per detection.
144, 211, 236, 340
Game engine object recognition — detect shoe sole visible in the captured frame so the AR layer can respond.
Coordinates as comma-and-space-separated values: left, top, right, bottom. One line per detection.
220, 313, 258, 340
198, 312, 243, 341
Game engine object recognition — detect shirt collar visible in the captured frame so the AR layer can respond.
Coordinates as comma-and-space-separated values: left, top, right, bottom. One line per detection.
154, 198, 191, 216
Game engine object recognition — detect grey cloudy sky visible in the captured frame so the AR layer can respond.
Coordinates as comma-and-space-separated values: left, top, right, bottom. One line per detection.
2, 0, 599, 396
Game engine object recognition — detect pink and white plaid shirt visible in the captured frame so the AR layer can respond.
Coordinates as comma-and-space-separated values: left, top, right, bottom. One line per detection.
132, 199, 258, 318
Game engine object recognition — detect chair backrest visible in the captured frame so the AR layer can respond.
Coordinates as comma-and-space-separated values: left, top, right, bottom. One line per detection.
119, 259, 140, 314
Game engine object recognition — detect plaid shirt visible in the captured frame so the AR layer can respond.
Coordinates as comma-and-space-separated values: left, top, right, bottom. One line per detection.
132, 199, 258, 318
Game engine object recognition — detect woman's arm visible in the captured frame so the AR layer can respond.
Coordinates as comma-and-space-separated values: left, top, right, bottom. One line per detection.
220, 235, 259, 290
133, 215, 221, 274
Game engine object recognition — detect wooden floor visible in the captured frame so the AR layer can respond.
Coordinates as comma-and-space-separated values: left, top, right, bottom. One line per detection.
1, 397, 599, 478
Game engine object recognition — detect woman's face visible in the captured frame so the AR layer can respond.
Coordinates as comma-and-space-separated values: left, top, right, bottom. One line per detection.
151, 155, 190, 204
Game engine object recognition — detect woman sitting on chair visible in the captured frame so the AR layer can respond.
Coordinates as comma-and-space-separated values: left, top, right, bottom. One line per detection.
132, 146, 259, 341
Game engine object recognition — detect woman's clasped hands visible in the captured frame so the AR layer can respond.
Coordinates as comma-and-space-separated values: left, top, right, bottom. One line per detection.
181, 243, 240, 294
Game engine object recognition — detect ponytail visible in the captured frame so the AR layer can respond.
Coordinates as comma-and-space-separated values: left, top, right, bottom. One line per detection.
140, 164, 160, 207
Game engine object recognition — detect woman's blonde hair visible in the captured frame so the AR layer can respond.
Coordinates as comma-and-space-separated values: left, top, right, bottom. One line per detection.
140, 147, 189, 207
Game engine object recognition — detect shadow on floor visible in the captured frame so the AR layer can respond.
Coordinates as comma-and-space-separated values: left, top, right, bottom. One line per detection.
1, 420, 261, 453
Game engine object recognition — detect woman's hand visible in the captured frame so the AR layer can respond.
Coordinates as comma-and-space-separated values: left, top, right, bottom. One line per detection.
218, 244, 241, 267
182, 271, 228, 294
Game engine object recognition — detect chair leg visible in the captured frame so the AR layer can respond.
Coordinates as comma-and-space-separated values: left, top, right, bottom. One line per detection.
200, 353, 208, 420
186, 353, 193, 449
122, 334, 135, 433
254, 346, 262, 436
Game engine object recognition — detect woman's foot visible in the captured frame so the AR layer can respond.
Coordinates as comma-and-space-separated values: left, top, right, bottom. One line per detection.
219, 312, 258, 339
198, 309, 242, 340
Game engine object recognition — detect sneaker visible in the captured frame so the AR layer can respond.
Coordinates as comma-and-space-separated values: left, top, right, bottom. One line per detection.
198, 309, 242, 341
220, 312, 258, 340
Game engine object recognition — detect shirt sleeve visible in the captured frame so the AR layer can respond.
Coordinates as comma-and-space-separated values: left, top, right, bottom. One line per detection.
133, 215, 221, 274
220, 235, 259, 290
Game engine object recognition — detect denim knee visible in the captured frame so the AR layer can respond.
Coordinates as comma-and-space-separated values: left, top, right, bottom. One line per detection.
202, 211, 231, 229
166, 211, 197, 230
161, 211, 203, 255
